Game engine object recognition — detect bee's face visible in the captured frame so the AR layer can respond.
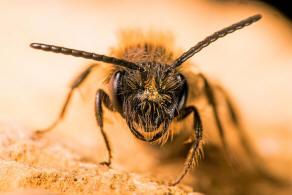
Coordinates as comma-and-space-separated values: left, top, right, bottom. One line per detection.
110, 62, 188, 141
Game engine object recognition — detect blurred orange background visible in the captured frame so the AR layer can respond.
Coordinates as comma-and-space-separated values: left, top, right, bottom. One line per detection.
0, 0, 291, 194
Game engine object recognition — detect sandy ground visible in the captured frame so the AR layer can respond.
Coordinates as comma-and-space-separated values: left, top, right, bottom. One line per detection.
0, 0, 292, 194
0, 123, 196, 195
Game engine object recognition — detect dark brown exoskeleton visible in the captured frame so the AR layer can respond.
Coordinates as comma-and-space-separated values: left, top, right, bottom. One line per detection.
30, 14, 262, 185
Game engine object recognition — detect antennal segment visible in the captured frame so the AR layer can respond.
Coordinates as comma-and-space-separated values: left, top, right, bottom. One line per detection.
30, 43, 143, 71
171, 14, 262, 68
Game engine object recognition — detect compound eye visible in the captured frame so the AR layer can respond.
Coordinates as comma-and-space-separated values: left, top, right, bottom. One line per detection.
109, 71, 125, 114
176, 74, 188, 111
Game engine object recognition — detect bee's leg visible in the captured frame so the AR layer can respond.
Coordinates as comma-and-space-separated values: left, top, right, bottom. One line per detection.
200, 76, 279, 181
214, 85, 256, 155
199, 74, 234, 162
34, 64, 97, 136
172, 106, 202, 186
214, 85, 273, 176
95, 89, 114, 166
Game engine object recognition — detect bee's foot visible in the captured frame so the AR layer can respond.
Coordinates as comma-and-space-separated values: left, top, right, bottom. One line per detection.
30, 130, 46, 140
99, 161, 111, 167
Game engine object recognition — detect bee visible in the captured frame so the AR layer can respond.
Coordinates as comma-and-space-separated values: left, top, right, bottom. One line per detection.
30, 14, 262, 186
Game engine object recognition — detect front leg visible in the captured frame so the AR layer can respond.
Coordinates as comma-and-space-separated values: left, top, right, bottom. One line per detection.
172, 106, 203, 186
95, 89, 114, 166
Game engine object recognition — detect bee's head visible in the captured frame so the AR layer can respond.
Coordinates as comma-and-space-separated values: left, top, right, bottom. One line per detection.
110, 62, 188, 141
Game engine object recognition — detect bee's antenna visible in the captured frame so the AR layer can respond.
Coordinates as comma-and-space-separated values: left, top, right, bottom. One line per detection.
171, 14, 262, 68
30, 43, 144, 71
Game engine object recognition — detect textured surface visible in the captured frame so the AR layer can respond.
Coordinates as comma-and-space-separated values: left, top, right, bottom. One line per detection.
0, 123, 196, 195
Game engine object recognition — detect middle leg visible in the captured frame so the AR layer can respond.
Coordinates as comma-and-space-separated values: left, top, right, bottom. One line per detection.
34, 64, 97, 136
199, 74, 238, 166
214, 85, 275, 178
199, 74, 228, 150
